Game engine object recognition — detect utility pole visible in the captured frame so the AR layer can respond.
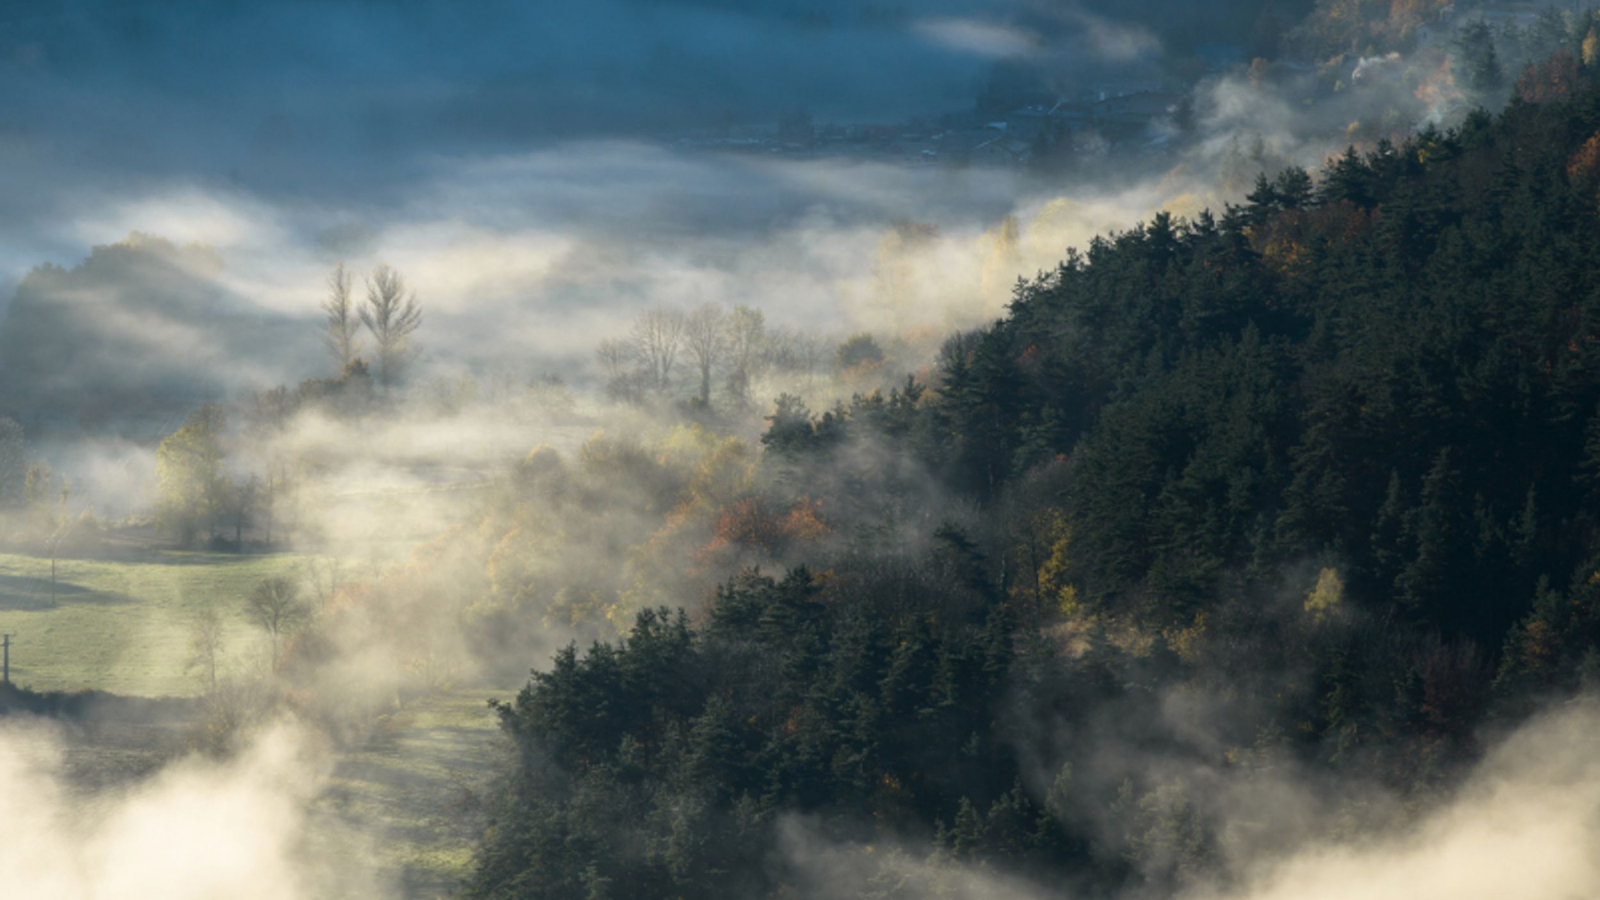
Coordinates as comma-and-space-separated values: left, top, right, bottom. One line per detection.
2, 633, 12, 685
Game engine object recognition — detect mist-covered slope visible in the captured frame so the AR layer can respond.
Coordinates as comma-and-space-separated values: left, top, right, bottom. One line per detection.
0, 235, 310, 435
466, 72, 1600, 900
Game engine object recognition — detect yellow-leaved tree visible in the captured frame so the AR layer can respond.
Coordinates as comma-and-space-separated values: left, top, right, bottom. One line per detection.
1009, 507, 1079, 618
155, 404, 228, 546
1304, 567, 1345, 624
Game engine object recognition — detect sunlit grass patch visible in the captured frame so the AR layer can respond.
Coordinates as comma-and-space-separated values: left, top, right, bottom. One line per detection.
0, 550, 306, 697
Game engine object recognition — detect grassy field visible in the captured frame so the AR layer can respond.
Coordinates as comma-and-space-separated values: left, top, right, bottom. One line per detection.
312, 684, 514, 899
0, 547, 517, 897
23, 680, 513, 899
0, 550, 306, 697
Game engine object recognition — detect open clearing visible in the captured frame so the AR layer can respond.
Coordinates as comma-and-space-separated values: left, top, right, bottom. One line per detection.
0, 547, 518, 890
313, 684, 514, 899
26, 683, 512, 899
0, 548, 518, 896
0, 550, 307, 696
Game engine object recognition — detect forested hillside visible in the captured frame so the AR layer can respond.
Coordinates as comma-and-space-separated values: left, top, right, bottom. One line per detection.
469, 74, 1600, 899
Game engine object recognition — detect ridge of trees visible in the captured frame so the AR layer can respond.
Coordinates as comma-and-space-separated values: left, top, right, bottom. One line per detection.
596, 304, 833, 408
469, 71, 1600, 900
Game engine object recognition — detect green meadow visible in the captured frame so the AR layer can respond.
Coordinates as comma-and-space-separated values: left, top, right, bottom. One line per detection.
0, 550, 305, 697
313, 684, 515, 898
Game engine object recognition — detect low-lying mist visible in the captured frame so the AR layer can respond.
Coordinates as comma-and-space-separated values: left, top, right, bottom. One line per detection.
3, 31, 1465, 470
0, 717, 388, 900
3, 3, 1589, 898
9, 677, 1600, 899
783, 699, 1600, 900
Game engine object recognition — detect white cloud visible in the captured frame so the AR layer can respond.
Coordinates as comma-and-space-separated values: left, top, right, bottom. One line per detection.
913, 17, 1043, 58
1069, 9, 1162, 62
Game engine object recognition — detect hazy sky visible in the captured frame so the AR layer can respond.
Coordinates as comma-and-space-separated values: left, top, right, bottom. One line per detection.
0, 0, 1284, 196
0, 1, 1208, 324
0, 3, 1056, 282
0, 0, 1304, 431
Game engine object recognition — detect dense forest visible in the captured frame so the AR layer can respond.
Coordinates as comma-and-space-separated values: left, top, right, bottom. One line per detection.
466, 65, 1600, 900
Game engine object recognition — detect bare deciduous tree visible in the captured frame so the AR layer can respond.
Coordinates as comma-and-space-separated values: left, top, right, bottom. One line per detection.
628, 308, 686, 393
766, 327, 827, 388
724, 305, 770, 405
796, 331, 831, 379
595, 337, 651, 403
595, 338, 636, 381
303, 554, 343, 612
321, 262, 362, 372
683, 303, 727, 405
244, 577, 309, 667
360, 264, 422, 389
186, 606, 225, 693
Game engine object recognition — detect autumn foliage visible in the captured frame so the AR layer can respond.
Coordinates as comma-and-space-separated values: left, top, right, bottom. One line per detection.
1517, 50, 1585, 105
698, 495, 829, 564
1569, 132, 1600, 189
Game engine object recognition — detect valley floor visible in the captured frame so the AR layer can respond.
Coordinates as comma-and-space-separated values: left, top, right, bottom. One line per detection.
0, 549, 304, 696
311, 684, 512, 899
0, 548, 514, 899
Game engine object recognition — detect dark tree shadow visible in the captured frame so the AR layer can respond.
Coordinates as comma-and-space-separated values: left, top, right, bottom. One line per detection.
0, 574, 134, 611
